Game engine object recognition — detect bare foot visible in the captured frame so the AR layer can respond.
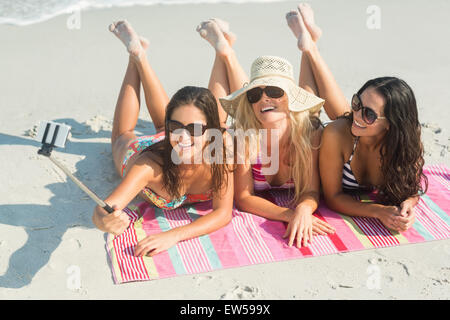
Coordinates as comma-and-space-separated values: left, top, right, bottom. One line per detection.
196, 19, 232, 56
109, 20, 145, 59
139, 36, 149, 51
285, 10, 314, 52
210, 18, 236, 47
298, 3, 322, 42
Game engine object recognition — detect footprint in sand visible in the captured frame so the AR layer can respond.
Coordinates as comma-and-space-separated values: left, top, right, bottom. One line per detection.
83, 115, 112, 134
219, 285, 261, 300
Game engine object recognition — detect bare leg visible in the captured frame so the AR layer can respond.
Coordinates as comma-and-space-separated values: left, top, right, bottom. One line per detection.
197, 19, 249, 124
286, 11, 319, 97
222, 50, 249, 94
134, 54, 169, 132
288, 4, 350, 120
305, 44, 350, 120
110, 20, 169, 132
208, 54, 231, 125
202, 18, 248, 93
111, 57, 141, 175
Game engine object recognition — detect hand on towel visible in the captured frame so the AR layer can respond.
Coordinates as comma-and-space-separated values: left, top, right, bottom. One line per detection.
311, 216, 336, 236
394, 200, 416, 231
283, 207, 314, 248
376, 205, 410, 232
134, 230, 179, 257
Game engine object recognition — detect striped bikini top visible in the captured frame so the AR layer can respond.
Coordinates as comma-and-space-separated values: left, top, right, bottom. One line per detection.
342, 136, 375, 192
251, 148, 294, 192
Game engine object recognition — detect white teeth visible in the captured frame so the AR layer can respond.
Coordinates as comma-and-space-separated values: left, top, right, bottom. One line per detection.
354, 120, 366, 128
261, 106, 276, 113
179, 142, 193, 148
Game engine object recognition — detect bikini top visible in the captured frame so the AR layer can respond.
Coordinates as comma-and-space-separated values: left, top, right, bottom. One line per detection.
342, 137, 374, 192
251, 146, 294, 192
141, 187, 213, 210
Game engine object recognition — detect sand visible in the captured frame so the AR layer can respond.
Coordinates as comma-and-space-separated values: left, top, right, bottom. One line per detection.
0, 0, 449, 299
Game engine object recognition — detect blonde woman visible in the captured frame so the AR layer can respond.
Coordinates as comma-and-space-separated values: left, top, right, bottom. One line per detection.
197, 19, 336, 248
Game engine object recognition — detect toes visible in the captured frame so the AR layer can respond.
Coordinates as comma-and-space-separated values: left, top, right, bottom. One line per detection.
108, 22, 116, 32
297, 3, 308, 12
286, 10, 298, 18
200, 29, 208, 38
196, 21, 211, 34
139, 36, 149, 45
139, 36, 149, 49
210, 17, 230, 33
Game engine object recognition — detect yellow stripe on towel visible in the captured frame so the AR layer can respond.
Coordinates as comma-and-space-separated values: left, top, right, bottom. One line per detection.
131, 206, 160, 280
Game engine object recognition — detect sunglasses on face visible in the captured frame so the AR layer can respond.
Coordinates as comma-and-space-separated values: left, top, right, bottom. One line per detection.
351, 94, 386, 125
167, 120, 208, 137
246, 86, 285, 104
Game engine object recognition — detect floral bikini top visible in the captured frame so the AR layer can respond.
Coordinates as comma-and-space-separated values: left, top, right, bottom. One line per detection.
122, 132, 213, 210
140, 187, 213, 210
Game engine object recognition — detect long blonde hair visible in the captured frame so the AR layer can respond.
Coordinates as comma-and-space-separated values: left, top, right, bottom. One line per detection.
232, 95, 318, 205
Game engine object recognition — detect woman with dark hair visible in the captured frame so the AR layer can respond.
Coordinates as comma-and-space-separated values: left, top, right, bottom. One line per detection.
287, 4, 427, 231
92, 21, 233, 257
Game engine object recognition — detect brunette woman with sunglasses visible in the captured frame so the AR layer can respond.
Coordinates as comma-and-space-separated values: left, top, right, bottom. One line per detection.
197, 19, 336, 248
287, 4, 427, 231
92, 21, 233, 257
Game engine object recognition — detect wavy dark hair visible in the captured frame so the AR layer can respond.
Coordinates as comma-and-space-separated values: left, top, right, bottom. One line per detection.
142, 86, 231, 199
340, 77, 427, 205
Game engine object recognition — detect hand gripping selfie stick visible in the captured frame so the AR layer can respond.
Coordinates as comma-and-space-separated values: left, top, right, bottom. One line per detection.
36, 121, 114, 214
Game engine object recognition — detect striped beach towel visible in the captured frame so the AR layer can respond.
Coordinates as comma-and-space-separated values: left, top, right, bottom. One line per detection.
106, 165, 450, 284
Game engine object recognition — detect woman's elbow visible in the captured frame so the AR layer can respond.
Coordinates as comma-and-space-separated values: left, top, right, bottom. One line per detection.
323, 193, 341, 212
214, 207, 233, 227
234, 192, 253, 211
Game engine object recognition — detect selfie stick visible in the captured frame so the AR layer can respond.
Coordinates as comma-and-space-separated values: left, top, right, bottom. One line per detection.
37, 122, 115, 214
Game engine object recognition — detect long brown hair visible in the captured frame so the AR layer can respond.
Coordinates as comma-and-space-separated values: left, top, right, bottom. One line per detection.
142, 86, 231, 199
340, 77, 427, 205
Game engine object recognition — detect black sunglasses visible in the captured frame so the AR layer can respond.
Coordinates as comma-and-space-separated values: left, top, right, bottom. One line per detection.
351, 94, 386, 125
246, 86, 285, 104
167, 120, 208, 137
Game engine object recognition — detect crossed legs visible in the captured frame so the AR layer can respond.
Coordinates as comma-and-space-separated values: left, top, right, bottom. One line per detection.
199, 7, 350, 124
197, 19, 249, 125
287, 4, 351, 120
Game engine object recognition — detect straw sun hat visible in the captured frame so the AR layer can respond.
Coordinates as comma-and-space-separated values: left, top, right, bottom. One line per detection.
219, 55, 325, 118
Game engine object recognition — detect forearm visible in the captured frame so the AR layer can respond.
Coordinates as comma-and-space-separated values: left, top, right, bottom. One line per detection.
326, 192, 385, 219
236, 194, 292, 222
172, 208, 232, 242
295, 191, 320, 215
404, 195, 420, 207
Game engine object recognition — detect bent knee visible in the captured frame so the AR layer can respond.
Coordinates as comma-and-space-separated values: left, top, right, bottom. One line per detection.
111, 131, 137, 175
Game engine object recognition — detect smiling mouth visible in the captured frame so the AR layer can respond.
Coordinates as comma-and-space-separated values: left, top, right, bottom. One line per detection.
261, 106, 276, 113
178, 142, 194, 149
353, 119, 366, 129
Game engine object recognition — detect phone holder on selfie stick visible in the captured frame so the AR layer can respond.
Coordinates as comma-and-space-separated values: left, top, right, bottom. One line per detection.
37, 121, 114, 214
